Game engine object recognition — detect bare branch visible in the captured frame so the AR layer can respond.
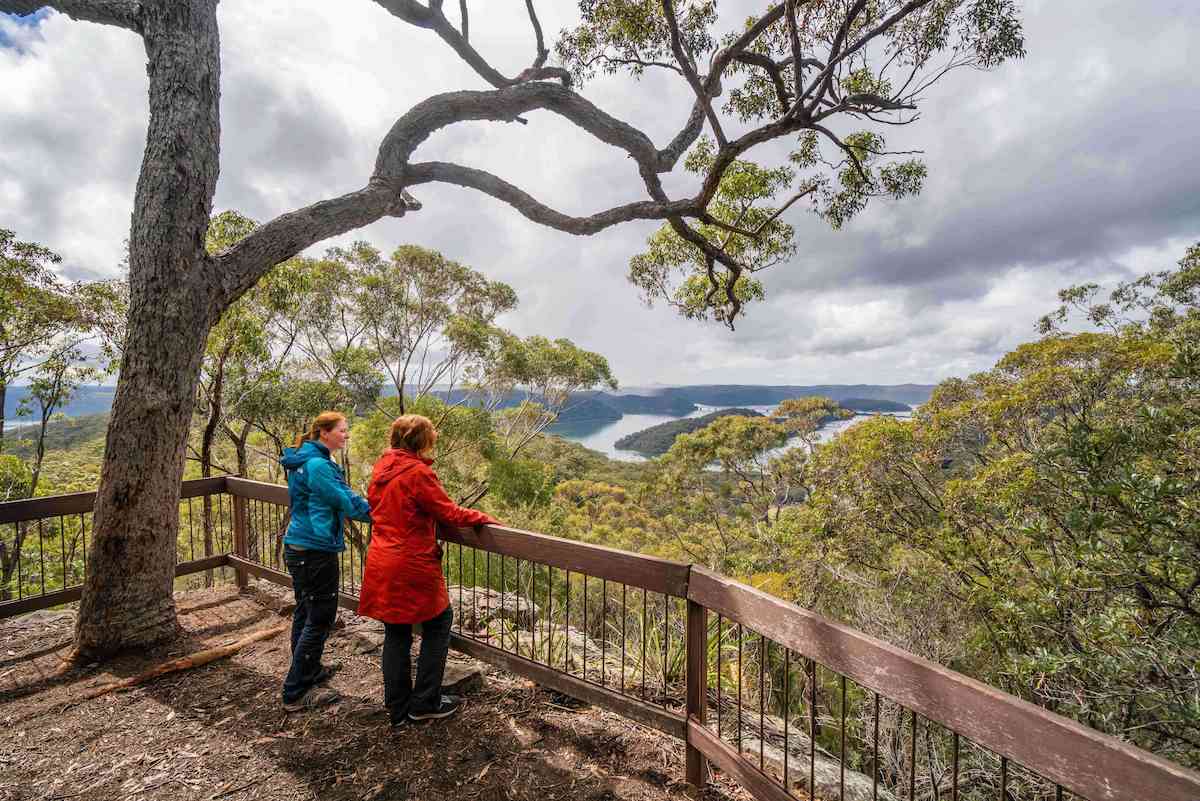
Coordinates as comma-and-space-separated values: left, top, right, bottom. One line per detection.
803, 0, 935, 113
0, 0, 142, 32
785, 0, 803, 102
374, 83, 662, 180
813, 123, 868, 182
801, 0, 867, 115
701, 183, 817, 240
406, 161, 696, 234
524, 0, 547, 68
372, 0, 568, 88
458, 0, 467, 41
583, 53, 684, 75
733, 51, 792, 112
214, 185, 406, 306
661, 0, 726, 146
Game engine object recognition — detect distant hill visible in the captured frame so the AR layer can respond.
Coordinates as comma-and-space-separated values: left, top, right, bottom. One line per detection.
615, 408, 765, 456
4, 385, 117, 421
554, 397, 623, 424
641, 384, 931, 407
839, 397, 911, 412
2, 383, 926, 429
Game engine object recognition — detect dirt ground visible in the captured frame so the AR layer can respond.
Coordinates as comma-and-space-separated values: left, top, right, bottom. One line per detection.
0, 587, 751, 801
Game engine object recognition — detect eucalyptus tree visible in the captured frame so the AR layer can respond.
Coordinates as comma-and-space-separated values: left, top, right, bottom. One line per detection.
0, 0, 1024, 655
0, 230, 80, 451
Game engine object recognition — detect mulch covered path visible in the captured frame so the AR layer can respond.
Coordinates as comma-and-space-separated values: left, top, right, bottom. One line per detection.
0, 587, 751, 801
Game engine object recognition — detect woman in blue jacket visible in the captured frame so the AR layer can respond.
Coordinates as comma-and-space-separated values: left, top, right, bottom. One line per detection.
278, 411, 371, 710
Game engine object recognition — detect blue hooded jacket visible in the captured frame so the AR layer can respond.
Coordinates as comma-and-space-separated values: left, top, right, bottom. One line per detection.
279, 439, 372, 552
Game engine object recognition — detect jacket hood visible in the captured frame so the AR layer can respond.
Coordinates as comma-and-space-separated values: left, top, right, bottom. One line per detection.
280, 439, 328, 470
371, 448, 432, 491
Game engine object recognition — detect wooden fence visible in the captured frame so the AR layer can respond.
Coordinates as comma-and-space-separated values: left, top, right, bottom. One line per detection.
2, 477, 1198, 801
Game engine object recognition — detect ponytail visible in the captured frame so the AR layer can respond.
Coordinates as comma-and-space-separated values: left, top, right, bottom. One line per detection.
294, 411, 346, 448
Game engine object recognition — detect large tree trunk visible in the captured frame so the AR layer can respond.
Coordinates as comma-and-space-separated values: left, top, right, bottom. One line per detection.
74, 0, 222, 657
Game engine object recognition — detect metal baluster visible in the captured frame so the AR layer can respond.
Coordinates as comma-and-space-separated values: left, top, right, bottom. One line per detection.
717, 615, 723, 738
737, 624, 743, 755
621, 583, 627, 695
565, 570, 572, 673
38, 519, 46, 596
840, 675, 847, 801
909, 711, 917, 801
809, 659, 816, 798
583, 574, 589, 680
952, 733, 959, 801
57, 515, 66, 590
641, 587, 648, 700
601, 578, 607, 687
873, 693, 880, 801
187, 497, 196, 561
662, 594, 670, 708
760, 634, 766, 772
784, 647, 790, 792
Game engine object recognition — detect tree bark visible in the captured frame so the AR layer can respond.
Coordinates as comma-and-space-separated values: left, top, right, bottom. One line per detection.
74, 0, 222, 657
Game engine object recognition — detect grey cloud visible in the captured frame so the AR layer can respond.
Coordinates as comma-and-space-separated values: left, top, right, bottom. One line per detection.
2, 0, 1198, 388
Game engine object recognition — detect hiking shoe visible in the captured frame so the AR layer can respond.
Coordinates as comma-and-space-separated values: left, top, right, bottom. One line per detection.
313, 662, 340, 685
408, 694, 462, 721
283, 687, 340, 712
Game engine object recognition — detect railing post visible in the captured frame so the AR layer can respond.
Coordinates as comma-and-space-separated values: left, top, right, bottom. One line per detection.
686, 594, 709, 788
231, 490, 248, 590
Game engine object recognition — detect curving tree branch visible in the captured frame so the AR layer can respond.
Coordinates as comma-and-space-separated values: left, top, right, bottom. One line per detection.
0, 0, 142, 31
661, 0, 725, 146
405, 161, 697, 234
370, 0, 569, 88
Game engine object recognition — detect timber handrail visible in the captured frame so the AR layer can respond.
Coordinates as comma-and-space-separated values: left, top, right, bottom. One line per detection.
3, 475, 1199, 801
687, 565, 1200, 801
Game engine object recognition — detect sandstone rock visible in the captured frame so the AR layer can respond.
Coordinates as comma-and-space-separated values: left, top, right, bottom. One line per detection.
442, 661, 485, 695
446, 586, 539, 630
241, 579, 295, 616
9, 609, 75, 629
738, 735, 895, 801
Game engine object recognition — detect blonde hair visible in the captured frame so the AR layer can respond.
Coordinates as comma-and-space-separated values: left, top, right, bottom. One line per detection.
390, 414, 436, 455
294, 411, 346, 448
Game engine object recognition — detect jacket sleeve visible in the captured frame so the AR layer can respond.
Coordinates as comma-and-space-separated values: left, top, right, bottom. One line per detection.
306, 458, 373, 523
412, 468, 498, 528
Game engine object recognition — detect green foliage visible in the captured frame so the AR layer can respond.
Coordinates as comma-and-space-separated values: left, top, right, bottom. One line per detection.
0, 454, 31, 502
557, 1, 1023, 327
629, 138, 792, 325
555, 0, 716, 84
614, 407, 765, 456
806, 243, 1200, 764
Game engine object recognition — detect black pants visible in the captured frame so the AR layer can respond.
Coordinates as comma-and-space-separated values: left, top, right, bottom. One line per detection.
282, 546, 339, 703
382, 604, 454, 718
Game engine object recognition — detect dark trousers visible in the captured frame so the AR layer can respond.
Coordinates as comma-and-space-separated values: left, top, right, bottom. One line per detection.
382, 604, 454, 718
282, 546, 339, 702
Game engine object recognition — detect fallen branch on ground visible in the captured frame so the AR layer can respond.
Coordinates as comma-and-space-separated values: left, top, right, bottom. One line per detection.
72, 623, 288, 702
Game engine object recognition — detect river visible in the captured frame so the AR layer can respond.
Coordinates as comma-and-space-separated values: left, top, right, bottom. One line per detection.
548, 404, 913, 462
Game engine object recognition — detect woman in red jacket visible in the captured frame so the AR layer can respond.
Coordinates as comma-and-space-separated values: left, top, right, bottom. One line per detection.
358, 414, 498, 726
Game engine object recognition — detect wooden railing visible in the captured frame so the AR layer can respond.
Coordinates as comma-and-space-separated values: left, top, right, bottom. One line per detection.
3, 477, 1199, 801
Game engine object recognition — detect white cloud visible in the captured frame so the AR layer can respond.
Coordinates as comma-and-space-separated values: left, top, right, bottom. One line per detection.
1, 0, 1198, 388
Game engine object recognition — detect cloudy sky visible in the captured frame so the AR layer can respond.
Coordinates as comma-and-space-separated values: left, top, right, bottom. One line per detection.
2, 1, 1198, 388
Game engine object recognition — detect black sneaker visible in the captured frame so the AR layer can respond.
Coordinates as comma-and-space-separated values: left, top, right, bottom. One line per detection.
313, 662, 340, 685
408, 694, 462, 721
282, 687, 340, 712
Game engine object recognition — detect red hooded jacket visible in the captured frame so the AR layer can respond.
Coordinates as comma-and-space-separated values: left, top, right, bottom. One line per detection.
357, 449, 497, 625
